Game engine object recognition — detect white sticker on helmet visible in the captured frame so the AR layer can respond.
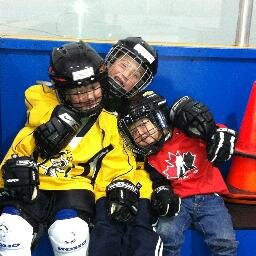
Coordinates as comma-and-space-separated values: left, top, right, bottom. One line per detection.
72, 67, 94, 81
134, 44, 155, 64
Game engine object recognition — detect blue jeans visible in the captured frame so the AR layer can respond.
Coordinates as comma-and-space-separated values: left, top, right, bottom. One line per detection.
156, 194, 238, 256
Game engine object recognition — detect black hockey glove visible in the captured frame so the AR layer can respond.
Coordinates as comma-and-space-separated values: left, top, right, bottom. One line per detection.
207, 127, 237, 164
34, 105, 82, 158
151, 185, 181, 217
170, 96, 216, 140
106, 180, 140, 223
2, 156, 39, 203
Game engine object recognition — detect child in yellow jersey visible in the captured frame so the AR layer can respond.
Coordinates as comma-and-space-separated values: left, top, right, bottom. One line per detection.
88, 37, 164, 256
0, 37, 162, 256
0, 41, 107, 256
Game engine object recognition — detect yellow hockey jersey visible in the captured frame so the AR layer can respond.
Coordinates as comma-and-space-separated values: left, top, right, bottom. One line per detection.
0, 84, 153, 200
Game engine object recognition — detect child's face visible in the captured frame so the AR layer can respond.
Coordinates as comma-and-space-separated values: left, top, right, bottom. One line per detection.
129, 117, 162, 148
108, 54, 145, 93
64, 82, 102, 112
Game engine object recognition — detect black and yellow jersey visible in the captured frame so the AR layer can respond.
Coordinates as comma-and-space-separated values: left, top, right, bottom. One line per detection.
0, 84, 153, 200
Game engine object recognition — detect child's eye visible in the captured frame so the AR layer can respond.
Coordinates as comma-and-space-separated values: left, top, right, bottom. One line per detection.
92, 84, 100, 90
121, 62, 128, 68
133, 73, 140, 80
131, 129, 139, 137
130, 128, 141, 139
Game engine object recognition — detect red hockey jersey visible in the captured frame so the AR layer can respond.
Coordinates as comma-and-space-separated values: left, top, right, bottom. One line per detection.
148, 128, 229, 198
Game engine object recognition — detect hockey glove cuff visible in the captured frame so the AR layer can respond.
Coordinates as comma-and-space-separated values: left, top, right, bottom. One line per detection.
106, 180, 141, 223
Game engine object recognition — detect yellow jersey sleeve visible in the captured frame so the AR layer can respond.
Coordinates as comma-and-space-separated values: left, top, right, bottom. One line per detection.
25, 84, 59, 127
135, 161, 153, 200
94, 110, 137, 200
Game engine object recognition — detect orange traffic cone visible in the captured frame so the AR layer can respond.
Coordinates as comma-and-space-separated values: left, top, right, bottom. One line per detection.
225, 81, 256, 204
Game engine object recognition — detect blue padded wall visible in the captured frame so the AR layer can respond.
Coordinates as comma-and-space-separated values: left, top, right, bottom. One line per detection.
1, 38, 256, 159
1, 38, 256, 256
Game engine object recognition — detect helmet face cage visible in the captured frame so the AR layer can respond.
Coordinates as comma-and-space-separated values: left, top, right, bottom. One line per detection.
105, 44, 153, 98
56, 80, 103, 117
118, 107, 171, 156
49, 41, 106, 116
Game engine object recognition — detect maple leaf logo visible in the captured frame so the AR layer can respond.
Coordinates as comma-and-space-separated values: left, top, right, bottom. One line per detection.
163, 151, 197, 179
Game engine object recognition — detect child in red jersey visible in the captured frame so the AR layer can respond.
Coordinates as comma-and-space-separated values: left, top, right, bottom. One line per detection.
118, 91, 238, 256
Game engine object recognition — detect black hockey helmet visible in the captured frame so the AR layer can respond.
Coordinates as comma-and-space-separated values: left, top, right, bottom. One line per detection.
118, 91, 171, 156
49, 41, 107, 116
105, 37, 158, 98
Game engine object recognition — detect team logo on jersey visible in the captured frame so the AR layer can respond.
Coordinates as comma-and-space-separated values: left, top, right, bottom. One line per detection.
163, 151, 198, 179
39, 150, 73, 177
